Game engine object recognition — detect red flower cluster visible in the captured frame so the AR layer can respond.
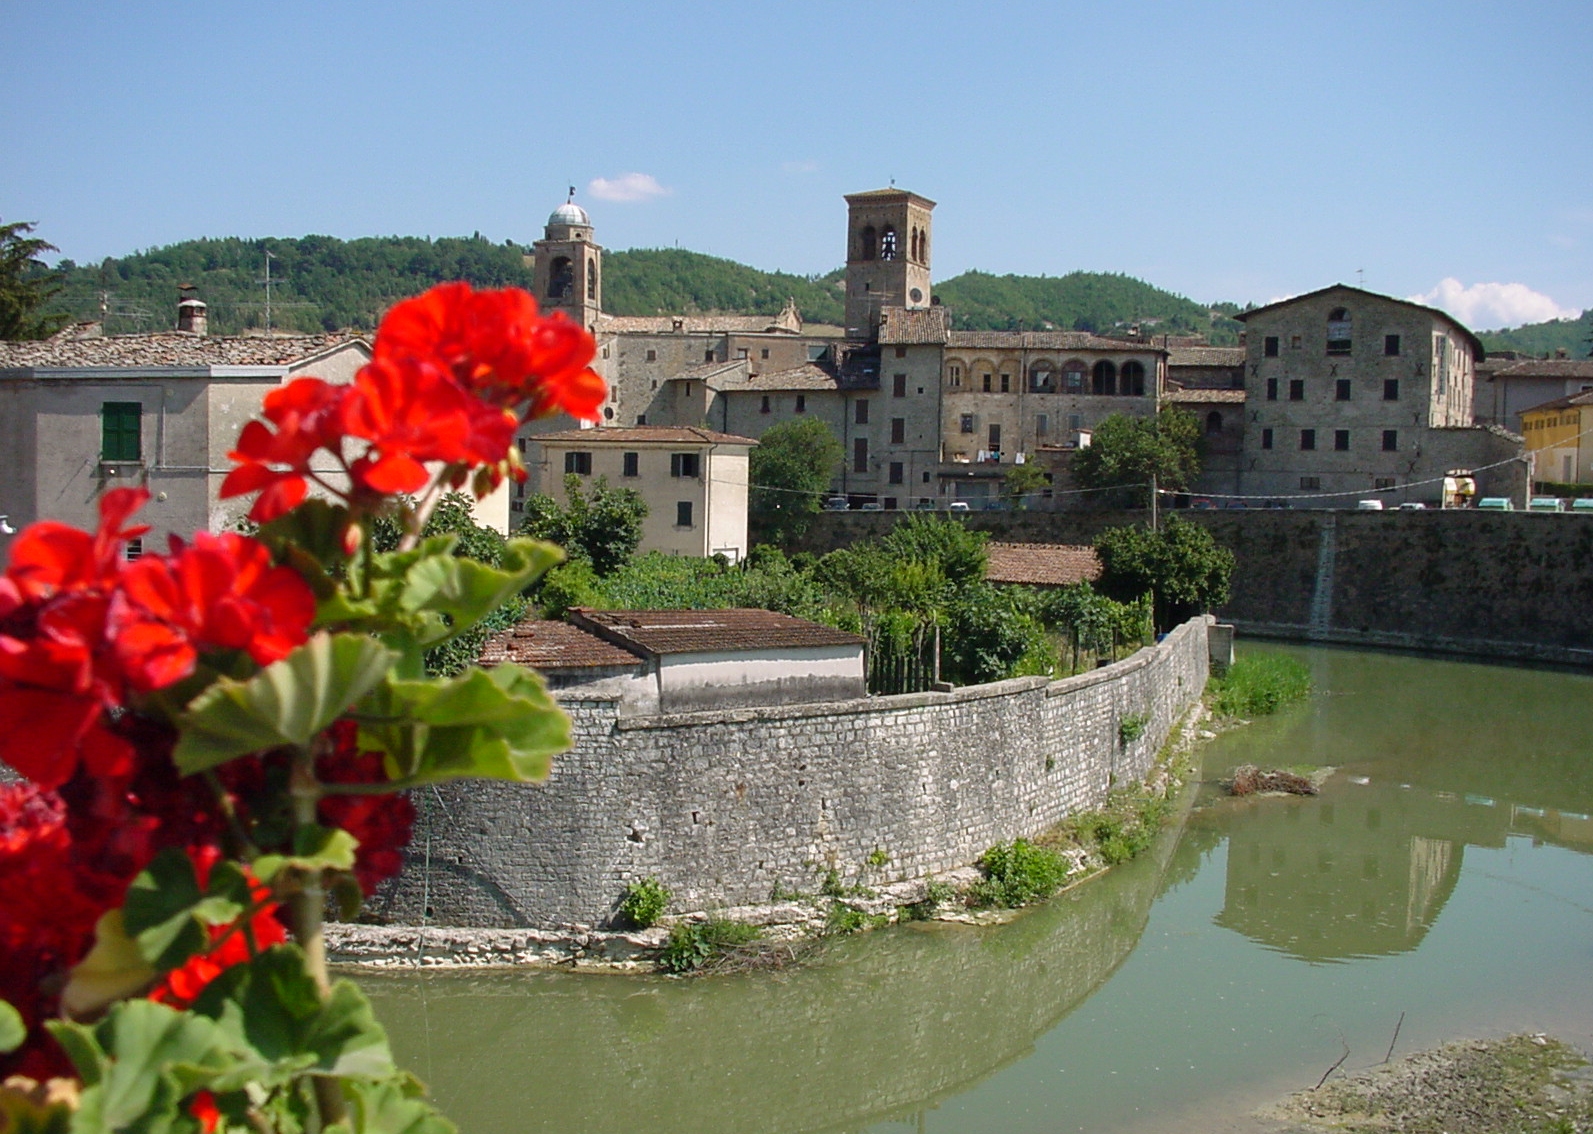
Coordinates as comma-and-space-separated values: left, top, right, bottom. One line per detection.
150, 850, 286, 1010
222, 282, 605, 522
0, 490, 315, 789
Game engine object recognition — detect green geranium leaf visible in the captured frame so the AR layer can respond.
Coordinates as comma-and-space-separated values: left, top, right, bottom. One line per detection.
174, 633, 398, 773
332, 1075, 458, 1134
0, 999, 25, 1054
60, 911, 158, 1020
359, 664, 570, 785
253, 825, 360, 885
399, 537, 563, 644
119, 851, 258, 974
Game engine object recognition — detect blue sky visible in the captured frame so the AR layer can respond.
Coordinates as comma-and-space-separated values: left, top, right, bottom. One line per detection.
5, 0, 1590, 330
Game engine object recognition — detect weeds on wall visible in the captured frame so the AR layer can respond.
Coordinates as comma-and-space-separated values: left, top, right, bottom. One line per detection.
967, 839, 1072, 908
1118, 712, 1149, 745
618, 877, 670, 929
658, 918, 763, 974
1208, 652, 1312, 718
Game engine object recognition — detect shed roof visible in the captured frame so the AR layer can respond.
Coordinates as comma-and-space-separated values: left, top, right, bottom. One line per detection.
569, 608, 865, 656
985, 543, 1102, 588
878, 307, 950, 345
1167, 346, 1245, 369
1492, 358, 1593, 381
0, 330, 368, 371
531, 425, 758, 447
479, 619, 644, 671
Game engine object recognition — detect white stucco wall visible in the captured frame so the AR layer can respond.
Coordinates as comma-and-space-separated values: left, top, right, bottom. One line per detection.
656, 644, 865, 711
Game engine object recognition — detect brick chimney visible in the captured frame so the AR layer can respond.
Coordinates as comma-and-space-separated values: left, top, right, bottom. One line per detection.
176, 284, 207, 335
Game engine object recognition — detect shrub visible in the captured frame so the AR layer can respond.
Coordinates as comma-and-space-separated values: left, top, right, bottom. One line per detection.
618, 877, 669, 929
657, 918, 761, 974
968, 838, 1071, 908
1209, 652, 1312, 717
1118, 712, 1148, 745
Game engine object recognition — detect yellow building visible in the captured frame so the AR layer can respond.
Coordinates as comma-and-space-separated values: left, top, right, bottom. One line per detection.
1520, 390, 1593, 485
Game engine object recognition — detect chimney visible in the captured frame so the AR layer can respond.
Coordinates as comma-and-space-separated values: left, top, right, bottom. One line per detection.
1555, 348, 1568, 359
176, 284, 207, 336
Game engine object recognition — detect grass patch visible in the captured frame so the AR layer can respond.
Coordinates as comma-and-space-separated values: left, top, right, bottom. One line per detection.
657, 917, 763, 974
1209, 652, 1311, 718
824, 902, 889, 935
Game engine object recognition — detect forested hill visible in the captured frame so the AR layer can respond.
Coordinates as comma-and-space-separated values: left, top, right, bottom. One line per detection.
932, 271, 1244, 343
1478, 314, 1591, 359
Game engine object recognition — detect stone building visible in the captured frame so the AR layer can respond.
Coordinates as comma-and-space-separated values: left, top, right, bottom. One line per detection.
523, 424, 755, 561
1519, 389, 1593, 485
1233, 285, 1523, 504
0, 305, 369, 543
1475, 355, 1593, 434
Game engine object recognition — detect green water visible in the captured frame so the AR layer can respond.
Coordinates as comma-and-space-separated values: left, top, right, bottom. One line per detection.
362, 646, 1593, 1133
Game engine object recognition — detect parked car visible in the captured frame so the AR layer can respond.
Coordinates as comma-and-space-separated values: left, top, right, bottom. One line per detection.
1190, 497, 1215, 510
947, 501, 971, 513
1477, 497, 1514, 511
1572, 498, 1593, 513
823, 496, 849, 511
1398, 502, 1428, 510
1356, 499, 1385, 511
1528, 496, 1565, 513
859, 501, 884, 512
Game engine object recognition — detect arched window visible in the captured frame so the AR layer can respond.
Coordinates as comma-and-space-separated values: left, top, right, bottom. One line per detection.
918, 229, 928, 263
1062, 359, 1088, 393
1206, 410, 1223, 434
1327, 307, 1352, 355
1028, 362, 1056, 393
587, 258, 597, 300
880, 226, 898, 260
859, 226, 877, 261
1091, 360, 1117, 395
1120, 360, 1146, 396
547, 256, 573, 300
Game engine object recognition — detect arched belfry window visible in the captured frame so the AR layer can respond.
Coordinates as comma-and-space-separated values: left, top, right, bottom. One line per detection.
909, 228, 919, 262
919, 229, 928, 263
548, 256, 573, 300
1120, 360, 1146, 396
1206, 410, 1223, 434
1327, 307, 1352, 355
1092, 359, 1117, 396
859, 226, 877, 261
587, 258, 597, 300
880, 225, 898, 260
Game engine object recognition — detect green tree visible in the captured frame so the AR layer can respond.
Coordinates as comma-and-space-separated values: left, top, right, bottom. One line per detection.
1092, 516, 1234, 633
749, 417, 843, 541
0, 220, 66, 340
1001, 461, 1051, 510
1071, 407, 1202, 508
519, 474, 647, 576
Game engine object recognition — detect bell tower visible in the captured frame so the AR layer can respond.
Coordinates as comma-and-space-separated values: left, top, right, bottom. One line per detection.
843, 188, 935, 340
532, 188, 603, 330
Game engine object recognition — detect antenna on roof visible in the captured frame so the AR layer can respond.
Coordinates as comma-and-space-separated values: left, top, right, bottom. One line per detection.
1357, 268, 1365, 288
260, 250, 276, 335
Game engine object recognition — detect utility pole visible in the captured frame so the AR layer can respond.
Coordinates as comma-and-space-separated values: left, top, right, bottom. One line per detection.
263, 249, 275, 335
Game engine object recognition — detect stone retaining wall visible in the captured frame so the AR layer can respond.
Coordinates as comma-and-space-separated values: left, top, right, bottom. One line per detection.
373, 617, 1211, 929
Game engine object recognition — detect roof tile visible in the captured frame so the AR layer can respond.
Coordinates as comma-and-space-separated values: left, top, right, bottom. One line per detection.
570, 608, 865, 655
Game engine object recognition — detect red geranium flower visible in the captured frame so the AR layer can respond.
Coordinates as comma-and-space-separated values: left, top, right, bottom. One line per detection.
220, 379, 350, 522
150, 853, 286, 1010
188, 1090, 221, 1134
341, 354, 481, 495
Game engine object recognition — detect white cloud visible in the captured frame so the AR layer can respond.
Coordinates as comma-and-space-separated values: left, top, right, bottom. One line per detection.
1409, 278, 1579, 330
586, 173, 670, 203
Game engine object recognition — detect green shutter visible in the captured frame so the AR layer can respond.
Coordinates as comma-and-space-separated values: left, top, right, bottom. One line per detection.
101, 402, 142, 461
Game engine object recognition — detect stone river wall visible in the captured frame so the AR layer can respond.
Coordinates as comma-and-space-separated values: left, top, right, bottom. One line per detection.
373, 617, 1211, 929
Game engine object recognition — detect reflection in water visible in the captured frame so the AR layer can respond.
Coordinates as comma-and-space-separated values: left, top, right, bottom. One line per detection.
366, 647, 1593, 1134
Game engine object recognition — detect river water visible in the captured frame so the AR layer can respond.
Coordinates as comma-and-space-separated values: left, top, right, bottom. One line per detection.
362, 646, 1593, 1133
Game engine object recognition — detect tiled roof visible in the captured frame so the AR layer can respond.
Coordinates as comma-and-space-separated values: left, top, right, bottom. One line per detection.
1232, 284, 1485, 358
727, 363, 841, 392
1167, 346, 1245, 368
1519, 390, 1593, 416
530, 425, 758, 446
1163, 387, 1246, 403
597, 314, 798, 335
1493, 359, 1593, 381
985, 543, 1101, 587
0, 330, 367, 370
664, 360, 748, 384
878, 307, 950, 345
946, 330, 1166, 353
569, 608, 865, 656
479, 619, 644, 671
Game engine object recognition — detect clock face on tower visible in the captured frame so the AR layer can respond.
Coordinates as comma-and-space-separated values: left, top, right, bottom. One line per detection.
910, 288, 923, 304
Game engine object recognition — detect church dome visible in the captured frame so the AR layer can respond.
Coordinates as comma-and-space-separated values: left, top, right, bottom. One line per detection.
548, 202, 590, 227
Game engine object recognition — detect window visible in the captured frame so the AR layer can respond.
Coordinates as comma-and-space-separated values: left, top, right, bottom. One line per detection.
859, 225, 877, 261
760, 395, 771, 414
1266, 378, 1278, 401
1091, 360, 1117, 395
1036, 413, 1049, 437
1374, 477, 1396, 490
1067, 413, 1082, 432
982, 373, 992, 392
987, 423, 1002, 451
645, 349, 657, 362
1120, 360, 1146, 396
704, 349, 715, 363
1063, 360, 1087, 392
564, 451, 592, 475
795, 395, 806, 413
880, 226, 898, 260
888, 461, 904, 485
1300, 429, 1316, 450
1335, 379, 1351, 401
948, 364, 962, 387
893, 373, 907, 397
1326, 308, 1352, 355
890, 417, 905, 444
761, 348, 770, 360
1334, 429, 1350, 451
853, 437, 869, 474
1261, 427, 1274, 450
1291, 335, 1302, 350
1300, 476, 1321, 490
1000, 373, 1011, 393
1289, 379, 1305, 401
737, 348, 749, 360
676, 501, 693, 528
1384, 334, 1401, 356
1382, 429, 1398, 451
587, 260, 596, 299
547, 256, 573, 299
884, 497, 898, 511
1384, 378, 1400, 401
622, 452, 639, 478
636, 414, 647, 426
670, 452, 701, 478
1264, 336, 1280, 357
123, 538, 144, 562
894, 346, 907, 358
960, 413, 975, 434
1206, 411, 1223, 434
808, 344, 827, 362
101, 402, 142, 461
855, 399, 869, 425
